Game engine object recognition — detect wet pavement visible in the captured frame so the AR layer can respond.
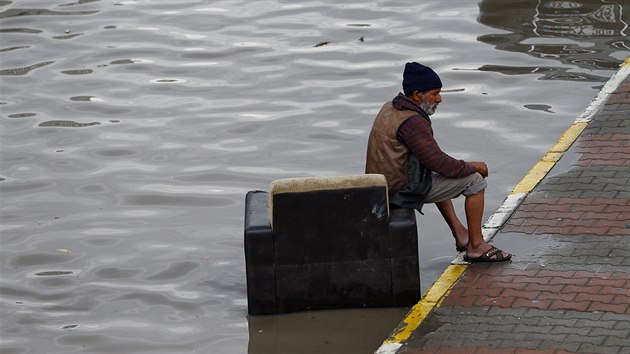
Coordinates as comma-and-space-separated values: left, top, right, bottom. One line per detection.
378, 59, 630, 354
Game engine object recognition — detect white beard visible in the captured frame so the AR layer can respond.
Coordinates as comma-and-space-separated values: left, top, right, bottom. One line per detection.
420, 100, 437, 116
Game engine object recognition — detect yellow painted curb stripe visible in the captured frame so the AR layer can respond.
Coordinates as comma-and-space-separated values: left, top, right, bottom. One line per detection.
510, 160, 556, 194
383, 265, 466, 344
622, 56, 630, 67
549, 122, 588, 154
511, 122, 587, 195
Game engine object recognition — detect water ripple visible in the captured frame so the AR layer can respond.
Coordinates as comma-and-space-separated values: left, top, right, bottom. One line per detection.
0, 28, 42, 34
0, 8, 99, 18
39, 120, 100, 127
0, 61, 54, 75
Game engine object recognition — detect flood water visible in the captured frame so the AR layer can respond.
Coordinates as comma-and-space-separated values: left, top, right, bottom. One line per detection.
1, 1, 628, 353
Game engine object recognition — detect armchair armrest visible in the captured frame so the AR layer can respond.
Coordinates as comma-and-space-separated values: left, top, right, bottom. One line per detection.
244, 191, 276, 315
388, 207, 420, 306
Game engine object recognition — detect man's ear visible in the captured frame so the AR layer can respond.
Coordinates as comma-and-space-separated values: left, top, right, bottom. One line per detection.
411, 91, 423, 104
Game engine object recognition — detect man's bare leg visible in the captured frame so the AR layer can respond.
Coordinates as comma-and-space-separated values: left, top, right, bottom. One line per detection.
435, 199, 468, 250
463, 189, 510, 259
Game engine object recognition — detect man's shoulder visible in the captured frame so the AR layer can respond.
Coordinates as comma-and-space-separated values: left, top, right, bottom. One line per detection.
401, 113, 431, 128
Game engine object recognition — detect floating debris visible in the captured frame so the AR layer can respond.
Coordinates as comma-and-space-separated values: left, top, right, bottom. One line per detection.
62, 324, 78, 330
314, 41, 330, 47
359, 36, 364, 43
347, 24, 371, 27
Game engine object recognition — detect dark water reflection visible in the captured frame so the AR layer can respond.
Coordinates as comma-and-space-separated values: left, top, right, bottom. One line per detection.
479, 0, 629, 79
0, 0, 628, 353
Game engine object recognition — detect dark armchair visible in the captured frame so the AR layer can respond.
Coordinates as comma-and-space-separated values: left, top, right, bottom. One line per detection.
244, 174, 420, 315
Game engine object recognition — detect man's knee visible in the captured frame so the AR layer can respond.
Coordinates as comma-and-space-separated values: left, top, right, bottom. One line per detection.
463, 173, 487, 196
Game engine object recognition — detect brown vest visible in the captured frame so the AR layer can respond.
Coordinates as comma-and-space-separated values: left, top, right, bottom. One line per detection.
365, 102, 417, 196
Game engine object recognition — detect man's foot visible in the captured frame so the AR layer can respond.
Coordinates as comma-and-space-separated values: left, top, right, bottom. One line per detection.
464, 246, 511, 263
453, 229, 468, 253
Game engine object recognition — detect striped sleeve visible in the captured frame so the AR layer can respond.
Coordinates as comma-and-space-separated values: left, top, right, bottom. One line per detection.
397, 115, 477, 178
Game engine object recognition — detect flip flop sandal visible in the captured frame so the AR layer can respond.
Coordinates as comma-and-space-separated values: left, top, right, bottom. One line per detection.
464, 246, 512, 263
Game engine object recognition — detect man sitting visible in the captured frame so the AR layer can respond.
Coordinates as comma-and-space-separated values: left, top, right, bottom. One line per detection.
365, 62, 511, 263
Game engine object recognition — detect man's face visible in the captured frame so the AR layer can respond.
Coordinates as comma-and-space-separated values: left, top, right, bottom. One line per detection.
413, 88, 442, 115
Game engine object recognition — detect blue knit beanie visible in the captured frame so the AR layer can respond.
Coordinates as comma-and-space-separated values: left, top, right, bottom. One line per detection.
402, 62, 442, 96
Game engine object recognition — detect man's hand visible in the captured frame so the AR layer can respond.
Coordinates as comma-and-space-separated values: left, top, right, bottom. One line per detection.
470, 161, 489, 178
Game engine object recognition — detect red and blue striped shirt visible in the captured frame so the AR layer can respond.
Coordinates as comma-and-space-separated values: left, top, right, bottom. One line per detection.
393, 93, 477, 178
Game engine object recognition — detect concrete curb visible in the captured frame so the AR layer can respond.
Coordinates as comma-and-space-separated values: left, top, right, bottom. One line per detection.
374, 57, 630, 354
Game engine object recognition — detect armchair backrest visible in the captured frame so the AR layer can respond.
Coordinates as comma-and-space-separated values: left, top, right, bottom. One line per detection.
270, 174, 390, 266
269, 174, 389, 227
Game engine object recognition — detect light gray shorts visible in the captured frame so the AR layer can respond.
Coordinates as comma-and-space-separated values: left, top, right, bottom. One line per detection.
423, 172, 487, 204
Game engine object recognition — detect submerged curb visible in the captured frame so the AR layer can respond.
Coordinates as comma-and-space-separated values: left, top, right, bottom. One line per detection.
374, 57, 630, 354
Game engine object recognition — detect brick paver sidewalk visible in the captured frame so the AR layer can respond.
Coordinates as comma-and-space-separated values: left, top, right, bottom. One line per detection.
398, 76, 630, 353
